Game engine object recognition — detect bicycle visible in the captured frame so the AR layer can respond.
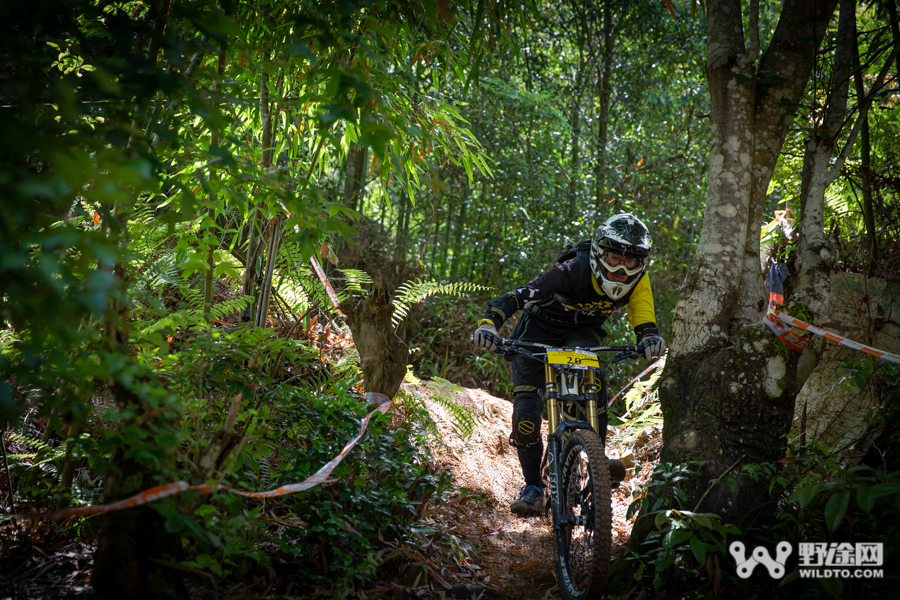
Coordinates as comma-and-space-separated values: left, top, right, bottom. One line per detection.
492, 338, 641, 600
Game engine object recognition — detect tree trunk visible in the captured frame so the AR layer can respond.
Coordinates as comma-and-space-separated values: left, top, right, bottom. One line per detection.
241, 210, 264, 321
93, 264, 182, 598
343, 281, 409, 398
394, 197, 408, 263
449, 187, 469, 280
852, 25, 876, 270
241, 68, 275, 321
594, 0, 614, 210
343, 142, 368, 212
93, 385, 182, 600
631, 0, 839, 548
441, 192, 454, 277
254, 214, 285, 328
792, 0, 857, 325
94, 2, 183, 595
568, 103, 580, 220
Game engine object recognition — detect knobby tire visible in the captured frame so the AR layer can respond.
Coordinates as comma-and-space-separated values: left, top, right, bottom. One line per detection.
553, 430, 611, 600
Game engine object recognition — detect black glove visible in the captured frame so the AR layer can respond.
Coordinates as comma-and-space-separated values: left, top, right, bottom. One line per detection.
638, 333, 666, 360
473, 321, 499, 352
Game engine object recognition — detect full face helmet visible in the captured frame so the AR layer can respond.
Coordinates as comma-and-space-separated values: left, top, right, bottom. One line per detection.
590, 213, 652, 300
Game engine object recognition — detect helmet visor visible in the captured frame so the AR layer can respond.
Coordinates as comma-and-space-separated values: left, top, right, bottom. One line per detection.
598, 249, 646, 277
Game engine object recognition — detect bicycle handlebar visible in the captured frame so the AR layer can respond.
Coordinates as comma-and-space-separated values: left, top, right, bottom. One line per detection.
493, 338, 639, 353
489, 337, 642, 364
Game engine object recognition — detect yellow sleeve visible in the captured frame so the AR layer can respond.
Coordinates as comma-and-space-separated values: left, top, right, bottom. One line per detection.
626, 272, 656, 330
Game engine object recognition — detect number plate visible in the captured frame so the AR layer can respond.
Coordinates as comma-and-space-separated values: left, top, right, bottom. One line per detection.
546, 349, 600, 370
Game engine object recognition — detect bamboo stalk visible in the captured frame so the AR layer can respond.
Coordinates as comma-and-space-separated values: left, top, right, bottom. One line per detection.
55, 423, 82, 511
1, 430, 14, 512
255, 216, 285, 328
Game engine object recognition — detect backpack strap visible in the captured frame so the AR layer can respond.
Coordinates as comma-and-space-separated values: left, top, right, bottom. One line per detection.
574, 240, 591, 272
556, 239, 592, 266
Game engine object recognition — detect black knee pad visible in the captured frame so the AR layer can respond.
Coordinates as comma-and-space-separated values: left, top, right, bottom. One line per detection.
510, 392, 543, 448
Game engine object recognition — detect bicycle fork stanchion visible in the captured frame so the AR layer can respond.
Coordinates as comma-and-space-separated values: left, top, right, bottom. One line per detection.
545, 362, 565, 529
545, 362, 560, 432
583, 370, 600, 435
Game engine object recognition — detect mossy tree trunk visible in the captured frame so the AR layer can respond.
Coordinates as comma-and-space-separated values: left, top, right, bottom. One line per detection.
343, 280, 409, 399
631, 0, 839, 547
92, 386, 183, 600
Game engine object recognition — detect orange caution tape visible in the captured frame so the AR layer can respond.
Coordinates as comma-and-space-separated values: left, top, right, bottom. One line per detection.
765, 269, 898, 363
764, 268, 809, 352
309, 254, 346, 319
29, 393, 391, 520
764, 309, 809, 352
771, 309, 900, 365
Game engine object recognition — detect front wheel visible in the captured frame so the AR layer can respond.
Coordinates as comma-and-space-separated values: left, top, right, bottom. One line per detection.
553, 430, 612, 600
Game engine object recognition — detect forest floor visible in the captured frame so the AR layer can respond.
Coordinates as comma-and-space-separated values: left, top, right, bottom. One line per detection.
391, 382, 662, 600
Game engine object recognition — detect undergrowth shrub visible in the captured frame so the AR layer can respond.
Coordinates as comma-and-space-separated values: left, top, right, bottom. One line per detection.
626, 438, 900, 597
624, 461, 741, 595
403, 294, 510, 395
149, 381, 450, 592
268, 387, 447, 588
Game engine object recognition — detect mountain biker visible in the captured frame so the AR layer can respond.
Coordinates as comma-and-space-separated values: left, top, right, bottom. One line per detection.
472, 212, 666, 517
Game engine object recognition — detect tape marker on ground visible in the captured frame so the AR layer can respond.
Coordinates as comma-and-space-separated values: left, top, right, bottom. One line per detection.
309, 255, 346, 319
29, 393, 391, 521
608, 359, 661, 407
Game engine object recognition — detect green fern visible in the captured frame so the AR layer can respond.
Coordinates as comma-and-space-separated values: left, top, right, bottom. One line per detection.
207, 296, 254, 322
391, 279, 489, 329
7, 432, 66, 468
258, 456, 272, 489
429, 376, 480, 440
621, 356, 665, 428
137, 295, 253, 340
180, 286, 205, 310
338, 268, 374, 297
397, 386, 440, 440
142, 254, 181, 288
330, 348, 362, 384
255, 549, 275, 577
275, 241, 342, 318
403, 369, 480, 441
175, 287, 254, 324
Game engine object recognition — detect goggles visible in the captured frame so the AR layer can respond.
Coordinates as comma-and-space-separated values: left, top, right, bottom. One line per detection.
599, 250, 646, 277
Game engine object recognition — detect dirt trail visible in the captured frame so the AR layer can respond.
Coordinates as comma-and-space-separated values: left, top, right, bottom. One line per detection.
404, 383, 661, 600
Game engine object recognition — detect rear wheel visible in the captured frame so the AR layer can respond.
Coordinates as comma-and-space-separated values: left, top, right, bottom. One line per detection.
553, 430, 611, 600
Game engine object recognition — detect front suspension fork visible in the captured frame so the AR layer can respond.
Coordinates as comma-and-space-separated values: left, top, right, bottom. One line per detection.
544, 364, 601, 435
544, 365, 603, 529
